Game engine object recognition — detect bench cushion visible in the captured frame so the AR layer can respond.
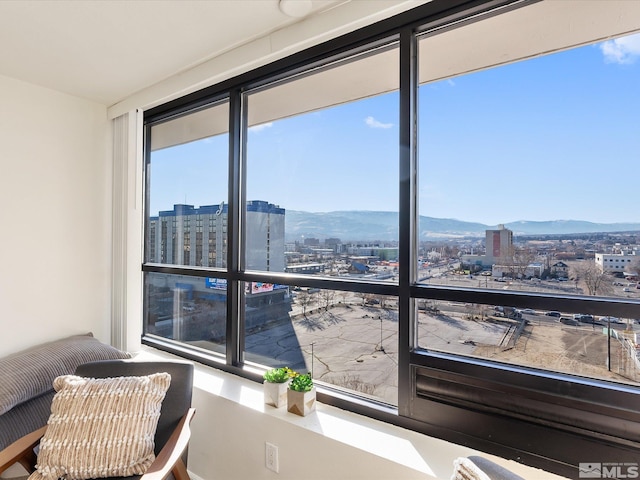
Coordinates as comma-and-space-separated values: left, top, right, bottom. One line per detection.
0, 333, 131, 416
0, 391, 55, 450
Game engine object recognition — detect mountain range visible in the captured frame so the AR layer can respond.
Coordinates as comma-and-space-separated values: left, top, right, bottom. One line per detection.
284, 210, 640, 242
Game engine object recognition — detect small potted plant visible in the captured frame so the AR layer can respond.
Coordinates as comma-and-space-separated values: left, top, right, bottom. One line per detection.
287, 372, 316, 416
263, 367, 294, 408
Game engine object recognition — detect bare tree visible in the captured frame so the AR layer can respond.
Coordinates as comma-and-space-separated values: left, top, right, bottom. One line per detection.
338, 290, 349, 305
466, 303, 482, 320
498, 245, 537, 279
571, 261, 613, 296
318, 289, 335, 311
418, 300, 440, 315
442, 244, 460, 259
363, 293, 377, 306
496, 245, 517, 278
478, 304, 490, 321
326, 258, 336, 275
297, 291, 313, 316
513, 246, 538, 278
376, 294, 388, 309
355, 291, 368, 306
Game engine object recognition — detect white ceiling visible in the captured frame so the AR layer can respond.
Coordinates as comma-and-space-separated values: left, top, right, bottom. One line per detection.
0, 0, 351, 106
1, 0, 639, 111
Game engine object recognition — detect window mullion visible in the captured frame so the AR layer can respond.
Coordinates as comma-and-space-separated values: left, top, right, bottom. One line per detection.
227, 88, 245, 367
397, 26, 418, 417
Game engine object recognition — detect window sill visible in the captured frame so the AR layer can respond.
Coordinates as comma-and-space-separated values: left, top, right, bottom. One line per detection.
134, 346, 567, 480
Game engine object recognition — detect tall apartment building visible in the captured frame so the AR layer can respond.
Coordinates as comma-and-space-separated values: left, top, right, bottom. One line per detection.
245, 200, 286, 272
148, 200, 285, 272
486, 224, 513, 261
461, 225, 514, 267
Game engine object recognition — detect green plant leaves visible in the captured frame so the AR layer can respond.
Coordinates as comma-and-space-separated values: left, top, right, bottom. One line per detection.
289, 373, 313, 392
263, 367, 295, 383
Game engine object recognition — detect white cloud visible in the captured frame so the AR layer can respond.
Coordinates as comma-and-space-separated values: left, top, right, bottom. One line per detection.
600, 33, 640, 64
365, 116, 393, 129
249, 122, 273, 132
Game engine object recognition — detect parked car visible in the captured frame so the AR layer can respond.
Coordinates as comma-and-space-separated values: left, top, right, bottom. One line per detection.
546, 311, 561, 317
560, 317, 579, 326
600, 316, 623, 324
521, 308, 536, 315
572, 313, 596, 323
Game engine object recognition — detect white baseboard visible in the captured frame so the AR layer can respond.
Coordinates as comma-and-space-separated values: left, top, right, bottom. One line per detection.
188, 470, 205, 480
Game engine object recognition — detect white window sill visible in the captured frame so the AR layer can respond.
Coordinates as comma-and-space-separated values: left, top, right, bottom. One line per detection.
134, 346, 567, 480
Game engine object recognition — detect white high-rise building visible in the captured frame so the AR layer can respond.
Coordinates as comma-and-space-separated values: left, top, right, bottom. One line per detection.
148, 200, 285, 272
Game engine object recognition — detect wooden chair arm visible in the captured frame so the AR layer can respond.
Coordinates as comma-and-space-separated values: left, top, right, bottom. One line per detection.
140, 408, 196, 480
0, 425, 47, 476
0, 409, 196, 480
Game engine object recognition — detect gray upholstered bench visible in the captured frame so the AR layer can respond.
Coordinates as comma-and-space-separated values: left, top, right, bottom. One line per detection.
0, 333, 131, 451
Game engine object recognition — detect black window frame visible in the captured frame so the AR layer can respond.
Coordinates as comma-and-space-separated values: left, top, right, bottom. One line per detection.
142, 1, 640, 477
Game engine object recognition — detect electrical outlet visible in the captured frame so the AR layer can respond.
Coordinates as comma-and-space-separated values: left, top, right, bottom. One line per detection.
265, 442, 279, 473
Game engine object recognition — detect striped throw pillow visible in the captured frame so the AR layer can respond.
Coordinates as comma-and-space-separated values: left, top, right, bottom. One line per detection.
30, 373, 171, 480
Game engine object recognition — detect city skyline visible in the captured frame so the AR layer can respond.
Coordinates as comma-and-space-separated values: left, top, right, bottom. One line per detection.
149, 32, 640, 226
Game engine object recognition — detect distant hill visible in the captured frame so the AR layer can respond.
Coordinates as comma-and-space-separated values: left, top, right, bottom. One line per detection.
284, 210, 640, 242
503, 220, 640, 236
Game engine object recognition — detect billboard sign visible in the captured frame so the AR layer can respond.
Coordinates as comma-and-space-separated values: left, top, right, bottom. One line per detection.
251, 282, 274, 294
206, 278, 227, 290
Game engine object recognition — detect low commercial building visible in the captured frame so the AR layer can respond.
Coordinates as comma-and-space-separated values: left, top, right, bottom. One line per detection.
595, 251, 637, 273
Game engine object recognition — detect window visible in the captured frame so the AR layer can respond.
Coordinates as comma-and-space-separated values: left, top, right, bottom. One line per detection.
241, 44, 400, 404
144, 100, 229, 355
416, 28, 640, 385
142, 1, 640, 476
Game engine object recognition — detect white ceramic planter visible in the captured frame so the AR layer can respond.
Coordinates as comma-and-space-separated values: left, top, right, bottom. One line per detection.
264, 381, 289, 408
287, 387, 316, 416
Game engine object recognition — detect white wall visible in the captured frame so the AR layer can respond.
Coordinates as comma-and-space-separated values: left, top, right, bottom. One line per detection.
0, 74, 111, 356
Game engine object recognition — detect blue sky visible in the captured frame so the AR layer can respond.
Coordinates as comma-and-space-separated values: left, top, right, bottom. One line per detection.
150, 33, 640, 226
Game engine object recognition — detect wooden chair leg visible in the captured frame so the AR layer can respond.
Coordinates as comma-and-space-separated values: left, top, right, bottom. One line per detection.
18, 450, 38, 474
171, 459, 190, 480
